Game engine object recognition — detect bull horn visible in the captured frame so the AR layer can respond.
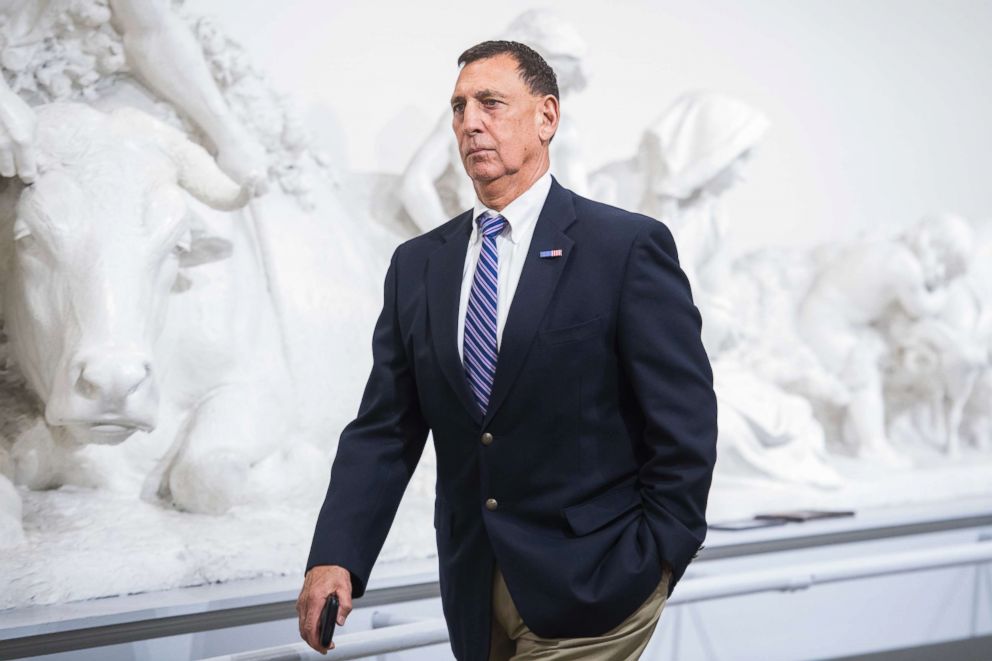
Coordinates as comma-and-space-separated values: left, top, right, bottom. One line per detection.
110, 107, 253, 211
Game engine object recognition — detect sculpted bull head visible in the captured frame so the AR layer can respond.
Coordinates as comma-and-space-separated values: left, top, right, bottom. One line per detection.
0, 103, 252, 445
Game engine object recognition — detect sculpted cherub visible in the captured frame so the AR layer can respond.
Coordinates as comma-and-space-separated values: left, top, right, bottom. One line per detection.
797, 213, 974, 467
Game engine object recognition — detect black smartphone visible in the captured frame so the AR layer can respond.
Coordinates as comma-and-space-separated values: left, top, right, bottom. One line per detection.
320, 593, 339, 648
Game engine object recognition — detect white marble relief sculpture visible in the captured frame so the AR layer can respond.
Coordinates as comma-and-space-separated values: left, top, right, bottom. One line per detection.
593, 91, 844, 489
0, 102, 307, 527
592, 91, 769, 357
876, 214, 991, 457
952, 216, 992, 453
883, 281, 990, 456
0, 328, 31, 545
4, 0, 382, 425
176, 4, 387, 441
0, 0, 384, 559
713, 249, 852, 489
797, 213, 975, 467
0, 0, 265, 188
396, 8, 591, 234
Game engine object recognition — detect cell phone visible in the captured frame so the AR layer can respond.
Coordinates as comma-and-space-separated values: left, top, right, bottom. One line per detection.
320, 593, 339, 648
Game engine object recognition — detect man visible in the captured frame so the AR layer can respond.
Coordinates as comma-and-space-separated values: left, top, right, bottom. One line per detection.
297, 41, 717, 660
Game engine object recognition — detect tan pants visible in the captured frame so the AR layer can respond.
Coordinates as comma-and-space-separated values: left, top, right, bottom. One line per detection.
488, 564, 672, 661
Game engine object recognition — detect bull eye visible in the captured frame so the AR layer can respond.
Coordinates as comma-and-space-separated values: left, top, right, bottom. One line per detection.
173, 229, 192, 257
12, 219, 31, 242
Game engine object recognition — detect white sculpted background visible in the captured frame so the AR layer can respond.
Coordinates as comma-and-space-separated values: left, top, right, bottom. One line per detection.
0, 3, 990, 608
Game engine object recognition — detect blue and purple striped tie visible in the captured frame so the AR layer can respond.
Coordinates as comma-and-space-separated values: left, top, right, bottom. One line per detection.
464, 211, 507, 414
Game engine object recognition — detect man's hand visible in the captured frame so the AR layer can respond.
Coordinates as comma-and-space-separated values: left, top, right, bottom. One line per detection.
297, 565, 354, 654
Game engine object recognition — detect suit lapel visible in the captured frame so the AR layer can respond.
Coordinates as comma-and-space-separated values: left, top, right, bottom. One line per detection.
426, 179, 578, 428
426, 210, 484, 425
483, 178, 576, 426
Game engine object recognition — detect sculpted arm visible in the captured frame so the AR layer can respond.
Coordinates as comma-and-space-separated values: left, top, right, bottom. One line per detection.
0, 76, 36, 182
399, 113, 457, 233
890, 249, 948, 318
109, 0, 266, 188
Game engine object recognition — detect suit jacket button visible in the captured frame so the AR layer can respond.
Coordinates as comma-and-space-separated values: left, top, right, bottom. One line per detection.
485, 498, 498, 511
481, 432, 494, 446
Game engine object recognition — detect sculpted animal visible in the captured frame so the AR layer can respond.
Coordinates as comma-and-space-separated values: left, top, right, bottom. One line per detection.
0, 102, 306, 544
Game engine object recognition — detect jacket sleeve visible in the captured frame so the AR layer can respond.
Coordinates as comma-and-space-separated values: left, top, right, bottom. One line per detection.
305, 247, 430, 598
617, 219, 718, 597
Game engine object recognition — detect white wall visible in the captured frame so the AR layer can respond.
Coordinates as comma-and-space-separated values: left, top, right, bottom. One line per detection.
195, 0, 992, 255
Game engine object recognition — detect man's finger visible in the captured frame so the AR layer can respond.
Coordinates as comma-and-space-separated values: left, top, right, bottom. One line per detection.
337, 588, 353, 627
302, 603, 323, 653
297, 589, 320, 650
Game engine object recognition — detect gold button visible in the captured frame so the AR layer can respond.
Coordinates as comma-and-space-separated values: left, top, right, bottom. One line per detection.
481, 432, 494, 446
485, 498, 498, 511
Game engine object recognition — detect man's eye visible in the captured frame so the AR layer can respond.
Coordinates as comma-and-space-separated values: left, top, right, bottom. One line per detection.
483, 99, 500, 108
452, 104, 464, 114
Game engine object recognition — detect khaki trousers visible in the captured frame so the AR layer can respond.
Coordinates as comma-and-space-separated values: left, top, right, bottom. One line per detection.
488, 563, 672, 661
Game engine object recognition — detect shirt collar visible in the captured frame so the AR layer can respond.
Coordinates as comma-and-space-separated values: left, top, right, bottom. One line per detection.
470, 170, 553, 245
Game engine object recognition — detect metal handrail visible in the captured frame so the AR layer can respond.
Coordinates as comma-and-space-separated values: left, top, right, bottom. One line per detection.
198, 618, 449, 660
6, 512, 989, 659
197, 539, 992, 660
672, 536, 992, 604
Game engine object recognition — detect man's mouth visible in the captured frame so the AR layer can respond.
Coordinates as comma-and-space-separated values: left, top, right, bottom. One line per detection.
467, 147, 492, 156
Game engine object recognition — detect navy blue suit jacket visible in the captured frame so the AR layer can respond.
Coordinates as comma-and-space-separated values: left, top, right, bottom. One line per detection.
306, 178, 717, 660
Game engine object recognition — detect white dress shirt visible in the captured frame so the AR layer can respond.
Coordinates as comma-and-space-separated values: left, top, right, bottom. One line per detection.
457, 171, 553, 361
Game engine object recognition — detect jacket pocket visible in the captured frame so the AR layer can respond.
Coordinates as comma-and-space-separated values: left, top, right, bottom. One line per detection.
539, 315, 604, 346
560, 475, 642, 536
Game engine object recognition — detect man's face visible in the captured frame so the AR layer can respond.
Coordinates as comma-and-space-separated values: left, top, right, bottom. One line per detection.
450, 53, 552, 186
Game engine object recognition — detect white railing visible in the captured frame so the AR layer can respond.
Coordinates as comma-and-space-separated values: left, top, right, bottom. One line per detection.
673, 537, 992, 604
198, 616, 450, 660
197, 539, 992, 660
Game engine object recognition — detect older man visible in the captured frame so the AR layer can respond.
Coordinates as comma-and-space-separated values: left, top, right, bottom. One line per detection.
298, 41, 717, 661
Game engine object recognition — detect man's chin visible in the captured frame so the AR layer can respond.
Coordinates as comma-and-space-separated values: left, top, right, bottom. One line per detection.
465, 166, 503, 185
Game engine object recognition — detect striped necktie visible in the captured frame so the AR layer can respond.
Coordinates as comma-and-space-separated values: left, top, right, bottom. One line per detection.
464, 210, 508, 414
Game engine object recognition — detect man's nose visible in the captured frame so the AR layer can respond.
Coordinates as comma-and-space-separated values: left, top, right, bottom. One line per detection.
461, 102, 485, 134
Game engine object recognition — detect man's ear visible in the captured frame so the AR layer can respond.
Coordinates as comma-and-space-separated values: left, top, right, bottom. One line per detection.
537, 95, 560, 144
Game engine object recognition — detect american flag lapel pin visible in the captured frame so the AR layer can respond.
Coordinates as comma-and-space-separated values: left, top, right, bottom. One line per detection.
539, 248, 563, 259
